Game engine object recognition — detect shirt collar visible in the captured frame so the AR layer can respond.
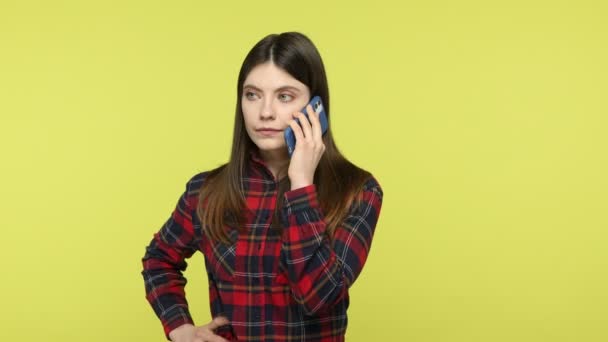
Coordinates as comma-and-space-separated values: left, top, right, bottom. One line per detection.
247, 149, 289, 184
247, 149, 273, 180
249, 148, 265, 166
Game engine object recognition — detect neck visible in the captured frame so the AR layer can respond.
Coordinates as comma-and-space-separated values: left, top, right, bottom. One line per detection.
258, 148, 290, 181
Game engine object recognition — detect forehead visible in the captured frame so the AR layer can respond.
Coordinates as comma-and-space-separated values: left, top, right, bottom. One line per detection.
243, 62, 307, 90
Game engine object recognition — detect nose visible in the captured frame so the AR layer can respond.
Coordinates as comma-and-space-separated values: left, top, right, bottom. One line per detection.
260, 98, 276, 120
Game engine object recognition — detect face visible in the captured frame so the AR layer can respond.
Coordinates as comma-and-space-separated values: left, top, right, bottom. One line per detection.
241, 62, 311, 154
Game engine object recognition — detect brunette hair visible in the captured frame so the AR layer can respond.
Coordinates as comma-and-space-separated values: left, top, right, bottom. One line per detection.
196, 31, 372, 244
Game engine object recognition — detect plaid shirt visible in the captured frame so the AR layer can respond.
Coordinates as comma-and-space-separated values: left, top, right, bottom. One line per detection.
141, 150, 383, 341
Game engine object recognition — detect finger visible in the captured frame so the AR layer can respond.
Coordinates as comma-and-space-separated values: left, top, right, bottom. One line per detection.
293, 110, 312, 140
208, 334, 229, 342
305, 103, 322, 142
207, 316, 230, 330
288, 118, 304, 143
195, 327, 228, 342
195, 326, 214, 338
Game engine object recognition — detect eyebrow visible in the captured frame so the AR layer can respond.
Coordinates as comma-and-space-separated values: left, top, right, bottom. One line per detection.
243, 84, 302, 93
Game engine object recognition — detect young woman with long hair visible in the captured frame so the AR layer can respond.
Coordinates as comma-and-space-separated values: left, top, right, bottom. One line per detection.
141, 31, 384, 342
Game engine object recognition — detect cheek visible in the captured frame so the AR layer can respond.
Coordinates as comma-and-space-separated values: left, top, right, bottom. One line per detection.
279, 112, 293, 124
290, 99, 308, 115
241, 105, 254, 125
241, 100, 249, 116
281, 100, 301, 114
280, 104, 303, 122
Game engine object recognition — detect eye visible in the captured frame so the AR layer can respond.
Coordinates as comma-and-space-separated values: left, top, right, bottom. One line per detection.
244, 91, 258, 100
279, 93, 294, 102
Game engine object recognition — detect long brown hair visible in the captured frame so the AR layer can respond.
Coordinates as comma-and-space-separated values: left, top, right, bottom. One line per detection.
196, 31, 373, 245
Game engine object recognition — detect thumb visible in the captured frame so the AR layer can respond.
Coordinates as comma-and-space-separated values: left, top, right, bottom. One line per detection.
212, 315, 230, 327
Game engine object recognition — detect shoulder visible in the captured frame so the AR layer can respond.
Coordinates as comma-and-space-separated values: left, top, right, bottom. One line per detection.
358, 174, 383, 213
362, 174, 383, 195
348, 164, 382, 203
183, 164, 227, 202
339, 157, 382, 196
185, 171, 212, 193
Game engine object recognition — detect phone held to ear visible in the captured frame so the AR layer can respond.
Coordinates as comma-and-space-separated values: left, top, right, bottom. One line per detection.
284, 95, 328, 157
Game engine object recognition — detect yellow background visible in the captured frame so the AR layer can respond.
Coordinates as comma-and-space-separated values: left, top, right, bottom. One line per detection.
1, 1, 607, 341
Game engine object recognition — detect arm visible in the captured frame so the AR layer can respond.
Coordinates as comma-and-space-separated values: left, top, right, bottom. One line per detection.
279, 176, 384, 316
141, 174, 204, 340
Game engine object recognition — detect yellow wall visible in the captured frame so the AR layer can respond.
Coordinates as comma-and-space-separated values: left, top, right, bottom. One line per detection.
1, 1, 607, 341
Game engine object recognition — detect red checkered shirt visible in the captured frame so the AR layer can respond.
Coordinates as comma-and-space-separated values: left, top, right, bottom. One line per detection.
141, 150, 384, 341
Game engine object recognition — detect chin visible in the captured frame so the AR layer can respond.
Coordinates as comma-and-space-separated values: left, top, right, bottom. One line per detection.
255, 141, 286, 152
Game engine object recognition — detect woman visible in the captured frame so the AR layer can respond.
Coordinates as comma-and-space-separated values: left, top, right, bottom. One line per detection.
141, 31, 384, 342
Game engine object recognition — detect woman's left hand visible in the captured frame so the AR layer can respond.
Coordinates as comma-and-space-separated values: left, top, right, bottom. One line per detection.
287, 104, 326, 190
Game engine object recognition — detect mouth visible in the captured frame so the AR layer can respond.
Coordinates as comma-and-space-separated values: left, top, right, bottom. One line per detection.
257, 129, 282, 136
256, 128, 283, 131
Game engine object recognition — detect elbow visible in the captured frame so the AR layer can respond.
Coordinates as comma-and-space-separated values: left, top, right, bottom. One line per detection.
292, 280, 348, 316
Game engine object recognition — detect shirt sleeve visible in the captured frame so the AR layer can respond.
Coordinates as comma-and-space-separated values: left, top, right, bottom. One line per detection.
141, 175, 202, 340
279, 176, 384, 316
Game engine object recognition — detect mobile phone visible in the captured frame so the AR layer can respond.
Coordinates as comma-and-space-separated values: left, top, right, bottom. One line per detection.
284, 95, 328, 157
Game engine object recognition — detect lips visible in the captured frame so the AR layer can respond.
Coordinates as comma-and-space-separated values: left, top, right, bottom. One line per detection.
256, 128, 282, 136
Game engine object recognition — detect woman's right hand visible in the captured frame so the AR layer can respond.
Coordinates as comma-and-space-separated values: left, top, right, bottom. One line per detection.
169, 316, 231, 342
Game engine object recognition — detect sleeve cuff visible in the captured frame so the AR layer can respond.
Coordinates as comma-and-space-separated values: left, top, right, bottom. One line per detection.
283, 184, 319, 214
163, 308, 195, 341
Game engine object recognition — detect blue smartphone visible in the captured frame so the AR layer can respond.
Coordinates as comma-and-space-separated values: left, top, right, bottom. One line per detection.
284, 95, 328, 157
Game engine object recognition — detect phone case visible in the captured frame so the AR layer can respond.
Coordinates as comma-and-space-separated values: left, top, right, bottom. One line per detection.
284, 95, 328, 157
